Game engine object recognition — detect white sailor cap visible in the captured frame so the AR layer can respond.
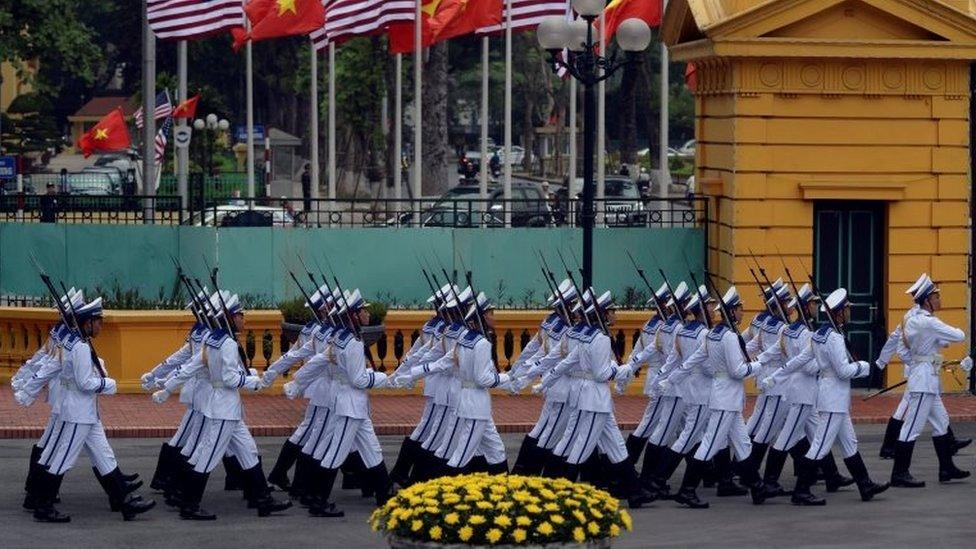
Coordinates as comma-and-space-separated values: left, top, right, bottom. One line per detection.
645, 282, 670, 307
584, 290, 616, 315
305, 284, 332, 310
713, 286, 742, 312
821, 288, 849, 314
906, 273, 928, 297
74, 297, 104, 322
210, 290, 244, 316
666, 281, 690, 308
60, 287, 85, 312
787, 283, 819, 309
185, 287, 209, 311
441, 286, 473, 310
547, 279, 578, 307
427, 283, 458, 304
913, 275, 939, 304
465, 292, 494, 321
685, 285, 714, 313
337, 288, 369, 315
572, 288, 595, 314
765, 282, 790, 306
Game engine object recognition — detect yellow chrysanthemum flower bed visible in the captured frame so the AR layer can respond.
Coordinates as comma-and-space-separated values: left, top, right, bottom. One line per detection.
370, 474, 632, 547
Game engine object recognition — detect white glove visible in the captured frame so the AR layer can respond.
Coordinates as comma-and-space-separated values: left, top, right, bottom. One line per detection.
749, 361, 763, 375
140, 373, 156, 391
243, 375, 262, 391
262, 370, 279, 386
854, 360, 871, 379
152, 389, 171, 404
657, 379, 671, 394
874, 360, 888, 371
959, 356, 973, 373
14, 390, 35, 407
11, 378, 24, 391
283, 381, 300, 399
616, 364, 634, 383
759, 377, 776, 391
101, 378, 118, 395
249, 368, 259, 377
530, 383, 544, 394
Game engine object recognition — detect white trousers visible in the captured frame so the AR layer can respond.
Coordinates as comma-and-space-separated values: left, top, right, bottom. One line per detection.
552, 405, 582, 458
891, 391, 911, 421
178, 409, 207, 458
565, 410, 628, 466
40, 420, 118, 476
420, 404, 450, 451
806, 411, 858, 460
38, 413, 59, 450
301, 405, 334, 456
773, 403, 818, 452
434, 410, 465, 460
632, 397, 665, 439
169, 408, 199, 448
751, 395, 789, 445
189, 418, 259, 474
648, 396, 685, 447
315, 415, 383, 470
695, 410, 752, 462
288, 403, 321, 445
528, 400, 572, 450
670, 403, 709, 455
409, 398, 438, 442
448, 418, 507, 468
898, 392, 950, 442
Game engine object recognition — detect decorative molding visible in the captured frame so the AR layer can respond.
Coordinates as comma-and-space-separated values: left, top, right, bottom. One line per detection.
798, 180, 908, 200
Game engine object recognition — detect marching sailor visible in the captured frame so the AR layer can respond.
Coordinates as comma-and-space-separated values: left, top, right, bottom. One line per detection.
788, 289, 889, 505
889, 275, 971, 487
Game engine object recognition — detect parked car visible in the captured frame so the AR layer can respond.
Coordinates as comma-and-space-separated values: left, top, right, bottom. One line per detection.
677, 139, 696, 157
183, 204, 295, 227
602, 176, 645, 226
66, 172, 119, 195
391, 181, 551, 227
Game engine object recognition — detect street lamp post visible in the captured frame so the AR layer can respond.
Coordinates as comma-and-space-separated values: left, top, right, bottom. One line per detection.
538, 2, 651, 287
192, 114, 229, 219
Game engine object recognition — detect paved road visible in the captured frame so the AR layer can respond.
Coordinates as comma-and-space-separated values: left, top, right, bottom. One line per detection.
2, 424, 973, 548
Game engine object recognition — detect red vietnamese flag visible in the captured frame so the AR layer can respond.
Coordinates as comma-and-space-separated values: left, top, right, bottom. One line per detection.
231, 0, 326, 51
171, 94, 201, 120
77, 107, 131, 158
684, 63, 697, 92
604, 0, 662, 43
388, 0, 502, 54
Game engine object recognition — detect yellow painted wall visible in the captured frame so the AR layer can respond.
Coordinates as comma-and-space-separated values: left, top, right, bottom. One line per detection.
1, 61, 35, 112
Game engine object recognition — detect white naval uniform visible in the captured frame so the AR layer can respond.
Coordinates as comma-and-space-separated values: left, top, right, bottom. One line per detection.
763, 321, 820, 452
185, 330, 262, 474
626, 317, 668, 439
391, 317, 446, 444
267, 322, 332, 450
447, 330, 510, 468
799, 325, 871, 460
642, 315, 685, 447
662, 321, 711, 455
524, 322, 589, 457
512, 314, 572, 450
39, 333, 120, 476
16, 324, 70, 452
408, 322, 466, 457
693, 325, 756, 462
313, 328, 388, 470
153, 324, 210, 450
543, 326, 631, 465
290, 326, 340, 458
898, 310, 965, 442
876, 306, 920, 423
745, 314, 790, 444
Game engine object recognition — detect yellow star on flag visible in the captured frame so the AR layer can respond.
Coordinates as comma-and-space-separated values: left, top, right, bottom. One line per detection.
94, 128, 109, 140
422, 0, 443, 17
276, 0, 297, 16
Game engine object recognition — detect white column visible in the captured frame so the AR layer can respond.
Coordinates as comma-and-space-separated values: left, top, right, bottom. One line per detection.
480, 35, 490, 219
245, 39, 255, 199
328, 42, 337, 209
659, 0, 672, 198
142, 1, 156, 223
569, 78, 577, 196
596, 12, 606, 227
394, 53, 403, 213
503, 0, 513, 227
310, 42, 320, 221
413, 0, 423, 209
177, 41, 188, 210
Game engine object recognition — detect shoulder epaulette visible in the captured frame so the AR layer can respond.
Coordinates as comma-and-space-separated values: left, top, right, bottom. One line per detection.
332, 328, 355, 349
679, 321, 705, 339
457, 330, 484, 349
812, 324, 833, 344
205, 329, 230, 348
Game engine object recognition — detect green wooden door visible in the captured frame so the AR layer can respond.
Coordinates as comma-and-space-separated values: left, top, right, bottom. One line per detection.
814, 201, 886, 388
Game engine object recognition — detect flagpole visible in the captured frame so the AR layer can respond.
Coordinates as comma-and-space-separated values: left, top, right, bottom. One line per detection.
328, 41, 337, 220
413, 0, 422, 215
659, 0, 671, 198
177, 40, 188, 210
503, 0, 513, 227
480, 35, 489, 224
310, 41, 320, 227
596, 11, 606, 228
142, 1, 156, 224
246, 36, 255, 199
394, 53, 403, 215
569, 77, 577, 196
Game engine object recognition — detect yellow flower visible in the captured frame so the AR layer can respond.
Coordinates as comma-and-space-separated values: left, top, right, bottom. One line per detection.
411, 520, 423, 532
590, 508, 604, 519
540, 488, 557, 500
425, 506, 438, 515
573, 509, 587, 523
512, 529, 527, 543
610, 524, 621, 537
573, 527, 586, 543
516, 516, 532, 526
469, 515, 487, 526
486, 529, 503, 544
620, 509, 633, 531
386, 517, 399, 530
456, 504, 471, 511
494, 515, 512, 528
497, 501, 514, 512
408, 497, 423, 506
489, 493, 504, 502
538, 522, 555, 536
587, 522, 600, 535
476, 501, 494, 510
564, 498, 580, 507
525, 504, 543, 514
550, 514, 565, 525
544, 502, 560, 512
429, 525, 443, 540
459, 526, 474, 542
445, 512, 460, 525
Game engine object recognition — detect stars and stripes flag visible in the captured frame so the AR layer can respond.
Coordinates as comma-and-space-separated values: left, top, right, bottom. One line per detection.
134, 90, 173, 129
154, 117, 174, 166
147, 0, 246, 41
311, 0, 415, 51
476, 0, 569, 34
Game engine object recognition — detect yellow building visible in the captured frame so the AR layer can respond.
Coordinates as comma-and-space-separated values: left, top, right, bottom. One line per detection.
663, 0, 975, 390
1, 60, 36, 113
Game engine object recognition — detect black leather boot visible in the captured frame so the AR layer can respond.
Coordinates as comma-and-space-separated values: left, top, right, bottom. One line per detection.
790, 456, 825, 506
390, 436, 420, 486
762, 448, 789, 498
820, 452, 855, 492
934, 433, 970, 483
612, 459, 656, 509
267, 440, 301, 492
222, 455, 244, 491
178, 470, 216, 520
646, 447, 682, 498
845, 452, 889, 501
879, 417, 902, 460
94, 467, 142, 512
541, 452, 567, 479
366, 462, 396, 507
242, 464, 292, 517
511, 436, 540, 475
639, 443, 662, 484
890, 441, 925, 488
945, 425, 971, 456
626, 434, 647, 466
791, 438, 810, 477
23, 445, 44, 511
340, 451, 365, 494
487, 459, 509, 476
32, 470, 71, 523
308, 467, 343, 517
292, 452, 317, 502
673, 458, 708, 509
714, 449, 747, 497
106, 468, 156, 521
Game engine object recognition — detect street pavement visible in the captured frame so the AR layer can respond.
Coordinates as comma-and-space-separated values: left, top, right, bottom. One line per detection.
1, 423, 974, 548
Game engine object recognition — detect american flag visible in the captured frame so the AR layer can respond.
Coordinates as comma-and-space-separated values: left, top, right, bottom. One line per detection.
154, 117, 174, 166
147, 0, 245, 41
134, 90, 173, 129
311, 0, 415, 51
477, 0, 569, 34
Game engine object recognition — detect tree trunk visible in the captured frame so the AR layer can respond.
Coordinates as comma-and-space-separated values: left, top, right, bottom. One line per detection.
619, 62, 638, 165
421, 42, 450, 195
